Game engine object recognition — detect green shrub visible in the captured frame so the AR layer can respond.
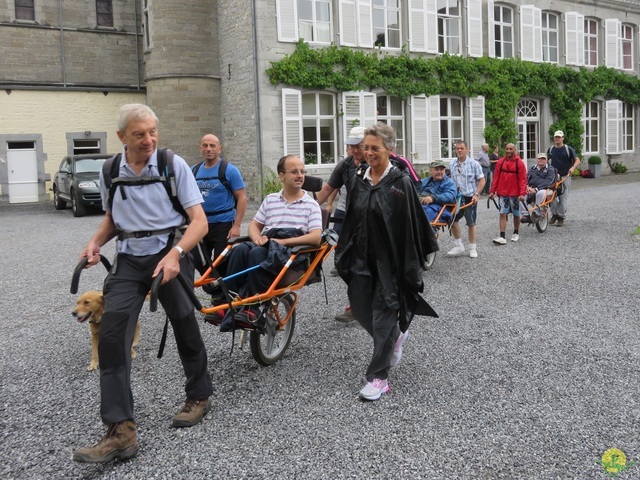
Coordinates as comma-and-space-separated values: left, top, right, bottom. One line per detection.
587, 156, 602, 165
612, 162, 628, 174
262, 168, 281, 198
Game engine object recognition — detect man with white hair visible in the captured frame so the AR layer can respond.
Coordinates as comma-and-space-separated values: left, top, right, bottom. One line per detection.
525, 152, 557, 221
474, 143, 491, 194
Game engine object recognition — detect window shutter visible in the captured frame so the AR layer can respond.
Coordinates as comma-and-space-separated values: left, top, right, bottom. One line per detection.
467, 0, 483, 57
409, 0, 427, 52
411, 95, 429, 164
520, 5, 542, 62
339, 0, 357, 46
342, 91, 377, 140
282, 89, 303, 156
357, 0, 373, 47
469, 96, 486, 157
429, 95, 441, 161
605, 18, 621, 68
605, 100, 621, 154
487, 0, 495, 58
276, 0, 298, 43
408, 0, 437, 53
564, 12, 584, 66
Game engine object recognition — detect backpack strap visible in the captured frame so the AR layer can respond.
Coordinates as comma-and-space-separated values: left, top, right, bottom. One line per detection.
191, 159, 237, 216
102, 149, 188, 221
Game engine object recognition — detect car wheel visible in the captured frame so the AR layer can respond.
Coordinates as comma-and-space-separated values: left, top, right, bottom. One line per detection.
53, 186, 66, 210
71, 189, 86, 217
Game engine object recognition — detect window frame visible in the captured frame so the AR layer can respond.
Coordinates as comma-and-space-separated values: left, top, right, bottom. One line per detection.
439, 96, 465, 160
373, 0, 402, 49
437, 0, 461, 55
15, 0, 35, 21
584, 18, 599, 67
494, 4, 514, 59
301, 92, 338, 166
541, 11, 558, 63
297, 0, 333, 44
582, 101, 600, 155
96, 0, 114, 28
620, 102, 634, 152
621, 23, 634, 71
376, 95, 405, 157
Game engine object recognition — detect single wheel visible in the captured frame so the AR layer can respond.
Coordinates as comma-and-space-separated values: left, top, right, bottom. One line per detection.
53, 186, 66, 210
250, 294, 296, 366
71, 189, 86, 217
535, 214, 548, 233
424, 252, 436, 269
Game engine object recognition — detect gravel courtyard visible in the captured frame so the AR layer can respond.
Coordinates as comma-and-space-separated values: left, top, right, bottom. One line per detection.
1, 174, 638, 479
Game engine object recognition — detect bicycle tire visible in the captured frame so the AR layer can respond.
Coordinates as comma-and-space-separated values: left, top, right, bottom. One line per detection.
250, 295, 296, 366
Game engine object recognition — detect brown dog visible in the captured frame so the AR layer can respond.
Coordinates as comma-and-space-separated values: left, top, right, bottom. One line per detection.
73, 290, 140, 371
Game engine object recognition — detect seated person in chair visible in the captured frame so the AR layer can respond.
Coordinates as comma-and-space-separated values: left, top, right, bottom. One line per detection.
525, 152, 557, 221
219, 155, 323, 328
418, 160, 458, 223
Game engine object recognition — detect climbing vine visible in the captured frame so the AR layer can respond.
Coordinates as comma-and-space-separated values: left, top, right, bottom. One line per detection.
267, 40, 640, 157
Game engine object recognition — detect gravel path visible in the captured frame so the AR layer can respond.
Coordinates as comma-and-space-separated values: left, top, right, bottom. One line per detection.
1, 174, 638, 479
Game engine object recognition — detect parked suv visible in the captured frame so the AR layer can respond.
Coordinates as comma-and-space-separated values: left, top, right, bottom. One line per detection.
52, 154, 113, 217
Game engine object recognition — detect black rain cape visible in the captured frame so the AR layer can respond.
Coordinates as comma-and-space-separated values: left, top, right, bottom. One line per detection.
335, 164, 439, 332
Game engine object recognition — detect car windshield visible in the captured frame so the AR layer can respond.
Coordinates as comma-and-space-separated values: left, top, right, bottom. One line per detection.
75, 158, 107, 174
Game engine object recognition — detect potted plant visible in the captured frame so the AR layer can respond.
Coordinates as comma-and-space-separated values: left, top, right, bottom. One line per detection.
587, 156, 602, 178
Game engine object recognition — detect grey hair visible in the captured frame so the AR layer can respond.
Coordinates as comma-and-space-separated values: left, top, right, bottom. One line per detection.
117, 104, 159, 132
364, 122, 396, 150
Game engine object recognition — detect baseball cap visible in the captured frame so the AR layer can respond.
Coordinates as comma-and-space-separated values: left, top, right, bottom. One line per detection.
537, 152, 548, 159
430, 160, 448, 168
554, 130, 564, 137
345, 126, 366, 145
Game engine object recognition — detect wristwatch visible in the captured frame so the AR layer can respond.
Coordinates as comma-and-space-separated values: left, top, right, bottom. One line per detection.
174, 245, 186, 258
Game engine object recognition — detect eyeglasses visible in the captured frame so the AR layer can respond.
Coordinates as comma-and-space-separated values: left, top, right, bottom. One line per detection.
284, 169, 306, 175
362, 146, 386, 153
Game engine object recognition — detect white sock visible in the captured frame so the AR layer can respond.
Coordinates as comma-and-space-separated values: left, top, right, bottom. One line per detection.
469, 243, 477, 251
454, 238, 463, 248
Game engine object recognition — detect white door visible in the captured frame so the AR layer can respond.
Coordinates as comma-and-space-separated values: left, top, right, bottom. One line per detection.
7, 145, 38, 203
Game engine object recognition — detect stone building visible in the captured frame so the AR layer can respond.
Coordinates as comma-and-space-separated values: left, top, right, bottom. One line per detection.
1, 0, 639, 203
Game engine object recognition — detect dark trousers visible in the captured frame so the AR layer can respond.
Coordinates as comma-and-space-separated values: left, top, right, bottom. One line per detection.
99, 249, 213, 424
194, 221, 232, 275
348, 274, 400, 382
224, 242, 276, 298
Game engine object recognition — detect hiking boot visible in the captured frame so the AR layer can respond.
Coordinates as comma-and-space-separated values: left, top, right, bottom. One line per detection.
447, 245, 465, 256
556, 218, 564, 227
172, 398, 211, 428
359, 378, 389, 401
335, 306, 355, 323
493, 237, 507, 245
549, 215, 558, 225
73, 420, 138, 464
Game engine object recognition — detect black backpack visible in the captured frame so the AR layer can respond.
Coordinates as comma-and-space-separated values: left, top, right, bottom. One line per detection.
191, 159, 237, 216
102, 148, 188, 220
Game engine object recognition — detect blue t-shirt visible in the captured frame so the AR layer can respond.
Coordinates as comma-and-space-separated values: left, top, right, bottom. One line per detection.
193, 160, 245, 224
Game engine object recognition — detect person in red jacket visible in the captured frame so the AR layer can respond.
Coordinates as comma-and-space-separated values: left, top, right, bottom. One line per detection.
489, 143, 527, 244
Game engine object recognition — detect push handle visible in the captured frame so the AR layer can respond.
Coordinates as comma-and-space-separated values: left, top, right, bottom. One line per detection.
70, 255, 112, 294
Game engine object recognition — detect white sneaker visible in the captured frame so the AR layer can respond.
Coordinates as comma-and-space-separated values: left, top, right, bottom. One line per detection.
493, 237, 507, 245
469, 249, 478, 258
391, 331, 409, 367
447, 245, 465, 256
511, 234, 519, 242
359, 378, 389, 401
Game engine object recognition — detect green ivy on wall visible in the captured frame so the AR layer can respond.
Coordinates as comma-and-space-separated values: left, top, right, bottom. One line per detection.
267, 40, 640, 157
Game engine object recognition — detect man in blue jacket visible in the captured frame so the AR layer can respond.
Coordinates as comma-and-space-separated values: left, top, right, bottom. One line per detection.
418, 160, 458, 223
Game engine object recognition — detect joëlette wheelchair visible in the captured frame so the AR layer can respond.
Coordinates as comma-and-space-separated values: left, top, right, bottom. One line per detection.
71, 175, 336, 367
424, 193, 475, 269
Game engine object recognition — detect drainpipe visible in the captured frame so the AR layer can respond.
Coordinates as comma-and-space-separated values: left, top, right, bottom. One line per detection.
58, 0, 66, 87
250, 0, 263, 198
133, 0, 141, 90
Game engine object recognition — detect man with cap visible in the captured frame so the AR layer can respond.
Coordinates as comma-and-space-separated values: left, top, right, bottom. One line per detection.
547, 130, 580, 227
316, 126, 367, 322
524, 153, 557, 221
418, 160, 458, 223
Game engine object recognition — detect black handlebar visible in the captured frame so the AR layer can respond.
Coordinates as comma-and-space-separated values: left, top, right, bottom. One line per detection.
149, 271, 203, 313
70, 255, 112, 294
